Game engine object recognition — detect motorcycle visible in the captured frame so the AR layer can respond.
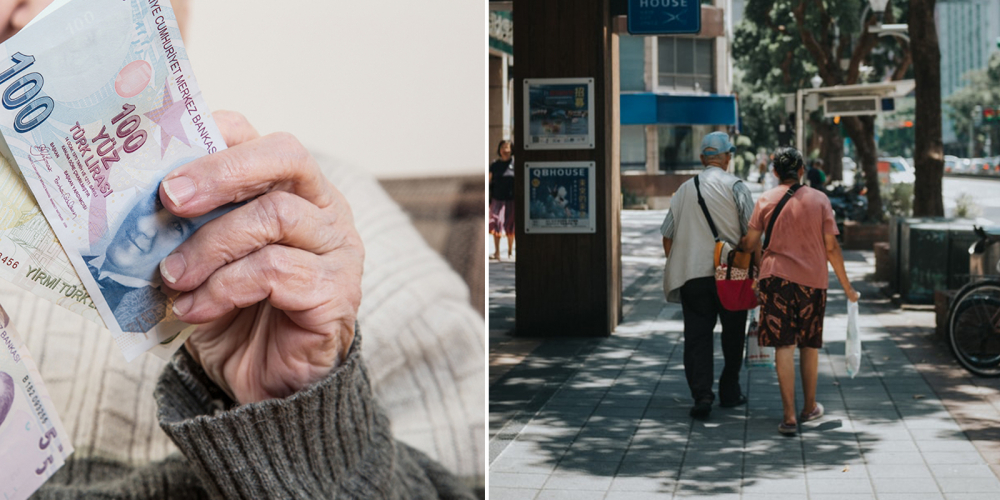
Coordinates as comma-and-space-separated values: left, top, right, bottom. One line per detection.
825, 182, 869, 226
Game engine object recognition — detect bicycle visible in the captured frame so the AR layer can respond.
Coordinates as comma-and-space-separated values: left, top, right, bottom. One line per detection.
947, 226, 1000, 377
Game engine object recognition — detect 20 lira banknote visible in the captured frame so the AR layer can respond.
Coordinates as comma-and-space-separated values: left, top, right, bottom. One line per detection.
0, 0, 230, 361
0, 153, 104, 326
0, 303, 74, 500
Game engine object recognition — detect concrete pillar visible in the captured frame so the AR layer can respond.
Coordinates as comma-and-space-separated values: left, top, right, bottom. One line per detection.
644, 35, 657, 92
514, 0, 622, 337
489, 54, 509, 159
646, 125, 659, 174
644, 35, 659, 174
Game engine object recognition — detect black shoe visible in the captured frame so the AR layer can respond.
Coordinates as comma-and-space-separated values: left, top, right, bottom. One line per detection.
689, 400, 712, 419
719, 394, 748, 408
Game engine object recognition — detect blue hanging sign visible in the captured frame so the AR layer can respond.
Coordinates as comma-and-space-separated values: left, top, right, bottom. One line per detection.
627, 0, 701, 35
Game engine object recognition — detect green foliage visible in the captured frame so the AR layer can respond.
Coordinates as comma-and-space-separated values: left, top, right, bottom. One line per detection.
945, 51, 1000, 150
732, 130, 757, 179
735, 0, 909, 92
622, 188, 647, 208
733, 0, 912, 148
733, 67, 783, 151
882, 182, 914, 217
953, 192, 982, 218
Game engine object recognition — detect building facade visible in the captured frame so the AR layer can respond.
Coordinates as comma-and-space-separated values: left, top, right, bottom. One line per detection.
618, 0, 737, 207
487, 1, 736, 208
488, 5, 514, 164
937, 0, 1000, 147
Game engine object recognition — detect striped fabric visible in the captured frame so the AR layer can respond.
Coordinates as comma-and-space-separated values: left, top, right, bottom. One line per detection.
660, 178, 755, 239
379, 175, 485, 318
0, 155, 485, 488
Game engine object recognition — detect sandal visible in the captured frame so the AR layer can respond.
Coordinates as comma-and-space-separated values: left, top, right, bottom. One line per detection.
799, 402, 824, 423
778, 421, 798, 435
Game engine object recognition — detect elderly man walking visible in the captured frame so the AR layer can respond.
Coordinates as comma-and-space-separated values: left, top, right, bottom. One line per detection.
661, 132, 754, 419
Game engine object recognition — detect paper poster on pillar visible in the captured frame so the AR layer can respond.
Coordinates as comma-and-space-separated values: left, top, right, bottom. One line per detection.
524, 162, 595, 234
523, 78, 595, 150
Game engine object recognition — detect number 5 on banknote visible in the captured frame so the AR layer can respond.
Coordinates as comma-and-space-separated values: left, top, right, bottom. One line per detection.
0, 303, 73, 500
0, 0, 231, 361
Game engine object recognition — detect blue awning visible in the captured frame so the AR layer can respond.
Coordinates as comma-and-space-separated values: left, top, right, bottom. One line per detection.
620, 93, 737, 126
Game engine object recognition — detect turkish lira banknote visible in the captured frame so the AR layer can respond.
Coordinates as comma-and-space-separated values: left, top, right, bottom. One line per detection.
0, 154, 104, 326
0, 303, 74, 500
0, 0, 229, 361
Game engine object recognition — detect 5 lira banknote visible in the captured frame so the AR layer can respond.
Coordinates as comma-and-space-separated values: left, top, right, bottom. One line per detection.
0, 0, 231, 362
0, 302, 73, 500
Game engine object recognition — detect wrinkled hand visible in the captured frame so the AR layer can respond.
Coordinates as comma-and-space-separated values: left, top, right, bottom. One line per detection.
158, 111, 364, 404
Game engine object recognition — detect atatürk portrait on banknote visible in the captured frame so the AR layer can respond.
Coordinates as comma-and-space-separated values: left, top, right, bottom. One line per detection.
83, 189, 220, 333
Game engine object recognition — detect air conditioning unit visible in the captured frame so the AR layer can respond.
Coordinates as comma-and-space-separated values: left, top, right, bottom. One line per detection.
823, 96, 881, 116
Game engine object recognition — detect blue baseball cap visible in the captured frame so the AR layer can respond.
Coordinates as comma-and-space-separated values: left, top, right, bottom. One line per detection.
700, 132, 736, 156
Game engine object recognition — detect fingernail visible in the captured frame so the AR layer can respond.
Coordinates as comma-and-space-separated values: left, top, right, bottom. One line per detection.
172, 293, 193, 317
160, 253, 186, 284
163, 176, 196, 207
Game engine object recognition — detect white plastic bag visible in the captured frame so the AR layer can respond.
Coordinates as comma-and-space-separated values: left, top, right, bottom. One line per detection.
746, 308, 775, 369
846, 294, 862, 378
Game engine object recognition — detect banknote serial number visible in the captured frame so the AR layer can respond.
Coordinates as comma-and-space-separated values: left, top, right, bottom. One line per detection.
0, 252, 18, 269
21, 375, 61, 475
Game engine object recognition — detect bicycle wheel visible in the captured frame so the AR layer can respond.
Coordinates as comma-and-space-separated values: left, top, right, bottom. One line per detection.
948, 282, 1000, 377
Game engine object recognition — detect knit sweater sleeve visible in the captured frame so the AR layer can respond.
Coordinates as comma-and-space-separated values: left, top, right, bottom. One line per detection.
155, 330, 476, 500
31, 330, 476, 500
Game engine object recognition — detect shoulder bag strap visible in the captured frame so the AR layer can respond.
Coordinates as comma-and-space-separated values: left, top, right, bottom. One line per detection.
762, 183, 803, 251
693, 175, 720, 241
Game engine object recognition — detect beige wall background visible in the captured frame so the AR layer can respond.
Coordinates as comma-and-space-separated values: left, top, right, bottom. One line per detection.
185, 1, 484, 178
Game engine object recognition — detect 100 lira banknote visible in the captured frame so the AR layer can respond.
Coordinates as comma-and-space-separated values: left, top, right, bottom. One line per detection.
0, 302, 74, 500
0, 0, 230, 361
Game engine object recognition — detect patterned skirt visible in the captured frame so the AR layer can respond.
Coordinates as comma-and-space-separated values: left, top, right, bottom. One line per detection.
489, 199, 515, 236
756, 277, 827, 348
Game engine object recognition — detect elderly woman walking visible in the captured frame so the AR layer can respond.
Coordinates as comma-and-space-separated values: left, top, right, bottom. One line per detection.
740, 147, 859, 435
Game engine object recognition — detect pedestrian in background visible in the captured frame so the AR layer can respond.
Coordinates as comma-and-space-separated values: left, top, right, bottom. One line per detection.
661, 132, 755, 420
740, 147, 859, 435
489, 140, 515, 260
807, 158, 827, 191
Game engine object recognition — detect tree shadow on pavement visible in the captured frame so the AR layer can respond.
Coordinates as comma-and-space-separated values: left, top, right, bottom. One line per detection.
489, 325, 956, 497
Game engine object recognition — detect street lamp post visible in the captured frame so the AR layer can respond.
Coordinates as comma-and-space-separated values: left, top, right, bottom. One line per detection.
793, 0, 905, 153
869, 0, 890, 18
794, 75, 825, 154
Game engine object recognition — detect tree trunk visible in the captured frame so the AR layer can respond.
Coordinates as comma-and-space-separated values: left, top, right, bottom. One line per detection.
842, 115, 883, 220
910, 0, 944, 217
814, 119, 844, 181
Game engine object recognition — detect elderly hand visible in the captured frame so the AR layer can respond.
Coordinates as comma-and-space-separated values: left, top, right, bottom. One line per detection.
157, 111, 364, 405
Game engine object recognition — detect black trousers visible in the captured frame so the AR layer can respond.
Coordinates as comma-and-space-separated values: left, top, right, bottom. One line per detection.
679, 277, 748, 404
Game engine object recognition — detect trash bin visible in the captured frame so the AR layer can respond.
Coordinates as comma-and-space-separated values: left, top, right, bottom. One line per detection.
899, 219, 982, 304
889, 216, 946, 295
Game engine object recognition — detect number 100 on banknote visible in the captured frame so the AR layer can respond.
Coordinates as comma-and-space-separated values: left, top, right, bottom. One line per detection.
0, 0, 230, 361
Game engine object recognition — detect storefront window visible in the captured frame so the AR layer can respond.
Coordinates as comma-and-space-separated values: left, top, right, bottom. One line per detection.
658, 125, 713, 171
657, 37, 713, 92
621, 125, 646, 172
620, 35, 646, 92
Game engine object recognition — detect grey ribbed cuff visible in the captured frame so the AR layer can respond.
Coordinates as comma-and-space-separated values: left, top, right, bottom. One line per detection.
155, 331, 401, 499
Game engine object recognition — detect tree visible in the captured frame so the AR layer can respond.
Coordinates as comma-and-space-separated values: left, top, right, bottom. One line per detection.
945, 51, 1000, 159
909, 0, 944, 217
734, 0, 913, 220
733, 67, 784, 153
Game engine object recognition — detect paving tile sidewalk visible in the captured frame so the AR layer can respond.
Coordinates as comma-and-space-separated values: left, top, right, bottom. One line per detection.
489, 210, 1000, 500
